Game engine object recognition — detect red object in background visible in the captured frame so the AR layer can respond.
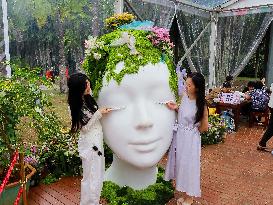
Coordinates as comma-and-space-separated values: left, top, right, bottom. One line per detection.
50, 70, 54, 77
13, 187, 23, 205
65, 67, 69, 79
0, 151, 19, 195
46, 70, 52, 80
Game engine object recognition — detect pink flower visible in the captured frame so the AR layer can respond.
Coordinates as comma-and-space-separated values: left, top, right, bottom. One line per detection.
148, 26, 174, 54
24, 156, 38, 165
169, 42, 174, 48
30, 145, 37, 154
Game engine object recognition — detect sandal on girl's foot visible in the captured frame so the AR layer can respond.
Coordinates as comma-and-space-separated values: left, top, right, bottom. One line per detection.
177, 198, 184, 205
182, 202, 193, 205
182, 198, 194, 205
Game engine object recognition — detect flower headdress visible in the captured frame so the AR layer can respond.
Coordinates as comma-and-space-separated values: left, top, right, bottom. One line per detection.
82, 13, 177, 98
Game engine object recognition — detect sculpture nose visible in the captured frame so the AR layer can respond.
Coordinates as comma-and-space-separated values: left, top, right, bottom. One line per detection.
135, 99, 154, 130
136, 122, 154, 129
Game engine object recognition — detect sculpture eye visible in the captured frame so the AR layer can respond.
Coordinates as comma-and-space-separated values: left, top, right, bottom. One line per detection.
109, 106, 126, 111
155, 100, 172, 105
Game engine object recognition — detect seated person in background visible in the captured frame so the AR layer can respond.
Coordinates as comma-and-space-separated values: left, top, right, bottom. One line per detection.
260, 77, 266, 86
222, 75, 233, 88
243, 81, 255, 93
260, 76, 270, 93
260, 77, 271, 95
241, 81, 255, 116
245, 81, 270, 112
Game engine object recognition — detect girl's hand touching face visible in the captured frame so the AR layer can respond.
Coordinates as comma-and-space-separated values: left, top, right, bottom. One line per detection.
166, 101, 178, 110
99, 108, 112, 114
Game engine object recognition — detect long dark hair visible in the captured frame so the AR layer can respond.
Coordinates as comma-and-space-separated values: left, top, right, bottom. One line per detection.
67, 73, 98, 132
187, 72, 206, 124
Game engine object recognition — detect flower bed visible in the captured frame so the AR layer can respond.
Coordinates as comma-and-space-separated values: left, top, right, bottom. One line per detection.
201, 114, 226, 145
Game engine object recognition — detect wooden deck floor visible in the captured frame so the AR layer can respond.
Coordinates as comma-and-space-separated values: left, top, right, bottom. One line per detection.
28, 125, 273, 205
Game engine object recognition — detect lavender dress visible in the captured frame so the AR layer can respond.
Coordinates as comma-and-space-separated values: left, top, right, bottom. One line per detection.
165, 95, 201, 197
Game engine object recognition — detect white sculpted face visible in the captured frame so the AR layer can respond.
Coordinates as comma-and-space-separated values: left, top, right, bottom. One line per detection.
98, 62, 176, 168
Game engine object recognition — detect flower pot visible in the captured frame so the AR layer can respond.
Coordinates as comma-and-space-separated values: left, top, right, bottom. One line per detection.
0, 164, 36, 205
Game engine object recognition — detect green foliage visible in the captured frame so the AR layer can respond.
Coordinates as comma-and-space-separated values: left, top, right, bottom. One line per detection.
101, 167, 174, 205
82, 29, 178, 99
0, 65, 81, 183
38, 132, 81, 179
0, 66, 51, 154
201, 114, 226, 145
0, 65, 51, 177
104, 143, 113, 169
41, 173, 58, 185
22, 126, 81, 185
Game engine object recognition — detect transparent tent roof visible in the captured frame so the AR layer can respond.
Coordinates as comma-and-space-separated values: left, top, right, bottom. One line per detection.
177, 0, 273, 10
177, 0, 233, 9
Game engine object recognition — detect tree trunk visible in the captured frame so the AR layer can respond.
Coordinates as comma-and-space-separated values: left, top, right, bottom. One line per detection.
57, 10, 67, 93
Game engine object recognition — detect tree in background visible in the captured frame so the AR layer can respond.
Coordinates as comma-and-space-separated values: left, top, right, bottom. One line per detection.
8, 0, 115, 92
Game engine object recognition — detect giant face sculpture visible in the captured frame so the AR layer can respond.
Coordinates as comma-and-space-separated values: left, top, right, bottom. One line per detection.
98, 62, 176, 189
83, 26, 177, 190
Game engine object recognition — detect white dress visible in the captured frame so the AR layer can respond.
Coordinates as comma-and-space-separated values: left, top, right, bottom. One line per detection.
165, 95, 201, 197
78, 110, 105, 205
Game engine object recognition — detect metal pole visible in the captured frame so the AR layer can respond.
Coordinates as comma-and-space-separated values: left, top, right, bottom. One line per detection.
124, 0, 144, 21
208, 13, 218, 88
266, 23, 273, 86
177, 21, 211, 67
114, 0, 124, 14
2, 0, 11, 77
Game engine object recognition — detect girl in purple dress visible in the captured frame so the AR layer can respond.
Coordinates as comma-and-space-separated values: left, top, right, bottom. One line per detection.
165, 72, 208, 205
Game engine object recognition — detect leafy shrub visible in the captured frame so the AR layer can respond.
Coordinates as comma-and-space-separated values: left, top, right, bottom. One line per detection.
0, 66, 81, 184
201, 114, 226, 145
101, 167, 174, 205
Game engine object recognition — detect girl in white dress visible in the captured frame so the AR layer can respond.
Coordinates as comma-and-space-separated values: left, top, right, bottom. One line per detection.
68, 73, 111, 205
165, 72, 208, 205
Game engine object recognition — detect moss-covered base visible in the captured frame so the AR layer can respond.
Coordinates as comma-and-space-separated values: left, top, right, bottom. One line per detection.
101, 167, 174, 205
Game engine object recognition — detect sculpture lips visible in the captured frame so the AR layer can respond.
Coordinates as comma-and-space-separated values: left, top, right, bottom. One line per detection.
129, 137, 160, 145
129, 138, 161, 152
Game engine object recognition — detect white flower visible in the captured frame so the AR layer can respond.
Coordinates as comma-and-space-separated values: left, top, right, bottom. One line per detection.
110, 32, 139, 55
93, 53, 102, 60
35, 107, 42, 115
97, 40, 105, 49
0, 91, 6, 97
85, 36, 97, 50
84, 48, 91, 56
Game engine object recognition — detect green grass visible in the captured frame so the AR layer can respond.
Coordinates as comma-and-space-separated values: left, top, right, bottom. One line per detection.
20, 85, 71, 143
233, 77, 259, 91
45, 87, 71, 128
236, 77, 259, 81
